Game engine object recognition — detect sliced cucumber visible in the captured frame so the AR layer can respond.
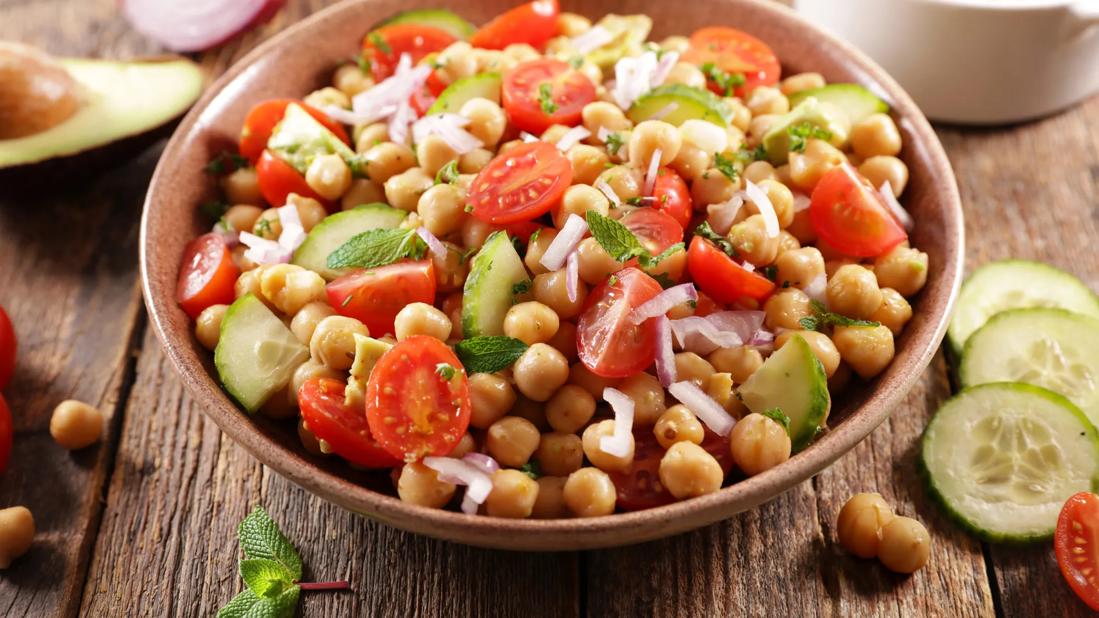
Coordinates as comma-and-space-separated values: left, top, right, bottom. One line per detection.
762, 96, 851, 165
948, 260, 1099, 356
920, 383, 1099, 542
961, 308, 1099, 428
215, 295, 310, 413
427, 72, 502, 115
583, 14, 652, 69
788, 84, 889, 126
627, 85, 731, 128
376, 9, 476, 39
462, 231, 529, 337
291, 203, 407, 280
266, 103, 356, 174
737, 334, 831, 451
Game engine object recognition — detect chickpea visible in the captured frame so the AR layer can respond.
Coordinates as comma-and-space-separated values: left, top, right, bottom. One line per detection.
878, 516, 931, 574
837, 492, 896, 558
222, 204, 263, 234
49, 400, 104, 449
788, 139, 847, 191
458, 97, 507, 148
436, 42, 477, 82
333, 64, 373, 96
664, 62, 706, 89
432, 242, 468, 293
787, 208, 818, 245
394, 302, 452, 342
557, 12, 590, 36
708, 346, 763, 384
0, 507, 34, 568
418, 183, 467, 237
289, 360, 342, 408
775, 247, 825, 289
503, 43, 540, 63
729, 413, 791, 476
541, 124, 572, 145
341, 178, 385, 210
595, 165, 643, 202
354, 122, 389, 153
545, 384, 596, 434
532, 270, 587, 320
220, 167, 263, 206
195, 304, 227, 350
461, 217, 498, 250
415, 134, 459, 177
859, 155, 908, 196
705, 372, 746, 417
363, 142, 416, 183
581, 419, 635, 472
290, 302, 336, 345
285, 194, 327, 232
747, 114, 780, 147
454, 148, 491, 174
728, 214, 780, 267
725, 98, 751, 132
751, 178, 795, 228
670, 143, 711, 181
691, 168, 740, 206
618, 371, 666, 426
252, 208, 283, 240
743, 160, 777, 184
398, 462, 456, 508
746, 86, 789, 116
563, 467, 616, 517
566, 144, 610, 186
780, 72, 826, 96
304, 153, 351, 201
512, 344, 570, 401
469, 373, 517, 429
628, 120, 682, 167
659, 441, 724, 499
259, 265, 326, 315
674, 352, 715, 387
548, 321, 578, 363
763, 288, 813, 331
486, 416, 541, 467
504, 301, 560, 345
832, 324, 895, 379
776, 330, 841, 378
850, 113, 902, 158
581, 101, 631, 139
575, 237, 623, 285
235, 269, 262, 300
870, 288, 913, 336
310, 316, 369, 370
873, 245, 928, 297
555, 184, 610, 228
653, 404, 705, 449
537, 432, 584, 476
448, 433, 477, 459
531, 476, 569, 518
484, 469, 540, 518
384, 167, 433, 212
568, 363, 620, 398
827, 264, 883, 320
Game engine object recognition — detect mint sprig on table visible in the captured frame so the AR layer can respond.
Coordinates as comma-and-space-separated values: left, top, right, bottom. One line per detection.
454, 336, 529, 374
326, 227, 427, 270
217, 506, 349, 618
585, 211, 683, 270
799, 300, 880, 331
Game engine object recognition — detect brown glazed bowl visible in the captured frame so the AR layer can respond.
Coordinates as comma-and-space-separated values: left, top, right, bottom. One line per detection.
141, 0, 964, 550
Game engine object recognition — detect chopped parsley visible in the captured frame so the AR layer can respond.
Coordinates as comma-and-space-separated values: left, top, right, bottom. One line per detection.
368, 32, 392, 55
762, 407, 791, 432
512, 279, 532, 297
203, 151, 249, 175
200, 200, 229, 222
787, 122, 833, 153
538, 82, 558, 114
701, 62, 746, 97
254, 217, 274, 239
434, 160, 460, 185
353, 53, 371, 74
693, 221, 738, 259
736, 144, 768, 163
568, 56, 584, 69
604, 132, 625, 156
714, 152, 739, 182
799, 300, 880, 331
520, 461, 542, 480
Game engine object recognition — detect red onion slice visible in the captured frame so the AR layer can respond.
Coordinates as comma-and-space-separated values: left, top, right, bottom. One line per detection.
520, 131, 540, 143
240, 232, 291, 265
570, 25, 614, 54
643, 147, 663, 196
668, 381, 735, 436
612, 52, 658, 109
803, 273, 827, 303
706, 194, 744, 235
565, 251, 580, 303
744, 179, 780, 238
413, 113, 483, 154
600, 387, 635, 457
879, 181, 913, 230
594, 177, 621, 208
462, 452, 500, 476
630, 283, 697, 324
669, 316, 743, 355
122, 0, 283, 52
792, 193, 811, 213
277, 205, 306, 252
705, 310, 766, 343
654, 315, 677, 387
651, 51, 680, 87
540, 214, 588, 271
416, 227, 447, 257
555, 126, 591, 152
423, 456, 493, 514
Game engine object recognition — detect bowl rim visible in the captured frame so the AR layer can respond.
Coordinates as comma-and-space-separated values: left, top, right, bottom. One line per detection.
140, 0, 964, 549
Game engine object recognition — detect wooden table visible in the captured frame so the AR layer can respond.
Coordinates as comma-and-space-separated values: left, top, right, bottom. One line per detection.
2, 1, 1098, 615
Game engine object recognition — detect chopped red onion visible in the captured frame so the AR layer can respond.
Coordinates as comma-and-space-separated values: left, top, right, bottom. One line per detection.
643, 147, 663, 196
339, 54, 430, 126
680, 119, 727, 154
461, 452, 500, 476
594, 177, 621, 208
387, 100, 416, 146
742, 261, 756, 273
600, 387, 635, 457
276, 205, 306, 254
212, 221, 240, 247
565, 250, 580, 303
669, 316, 743, 355
803, 273, 827, 303
706, 194, 744, 235
651, 50, 680, 87
612, 52, 658, 109
520, 131, 540, 143
423, 456, 493, 514
879, 181, 913, 230
540, 214, 588, 271
555, 126, 591, 152
792, 193, 811, 213
630, 283, 697, 324
569, 25, 613, 55
240, 231, 291, 265
122, 0, 281, 52
705, 310, 766, 343
412, 113, 483, 154
416, 227, 446, 257
744, 179, 780, 238
749, 329, 775, 346
654, 315, 677, 387
668, 381, 735, 436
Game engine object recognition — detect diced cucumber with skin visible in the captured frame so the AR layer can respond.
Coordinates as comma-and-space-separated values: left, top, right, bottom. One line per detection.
761, 97, 851, 165
215, 295, 310, 413
788, 84, 890, 126
427, 73, 502, 115
376, 9, 477, 39
266, 103, 357, 175
737, 334, 831, 451
920, 383, 1099, 542
462, 231, 530, 338
627, 85, 732, 128
960, 308, 1099, 428
947, 260, 1099, 356
583, 14, 652, 69
291, 203, 407, 281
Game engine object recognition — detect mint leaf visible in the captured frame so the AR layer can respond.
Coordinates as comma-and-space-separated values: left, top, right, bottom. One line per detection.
802, 300, 879, 330
799, 316, 821, 331
520, 461, 541, 480
639, 242, 684, 269
240, 558, 294, 598
693, 222, 738, 259
326, 228, 426, 270
762, 407, 791, 432
455, 336, 529, 374
434, 160, 459, 185
585, 211, 648, 264
538, 82, 558, 114
201, 200, 230, 223
238, 506, 302, 580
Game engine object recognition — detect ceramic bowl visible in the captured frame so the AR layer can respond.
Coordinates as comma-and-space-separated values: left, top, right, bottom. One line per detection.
141, 0, 964, 550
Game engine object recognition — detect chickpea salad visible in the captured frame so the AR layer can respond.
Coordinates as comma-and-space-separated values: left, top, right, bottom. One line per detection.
178, 0, 929, 519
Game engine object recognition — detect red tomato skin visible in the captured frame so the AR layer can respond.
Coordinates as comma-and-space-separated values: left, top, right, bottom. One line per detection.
363, 24, 456, 81
621, 207, 685, 259
809, 164, 908, 258
365, 336, 472, 462
471, 0, 559, 50
502, 58, 596, 134
326, 260, 436, 337
684, 26, 781, 98
0, 306, 15, 390
239, 99, 349, 162
610, 429, 675, 511
1056, 492, 1099, 611
687, 236, 775, 305
176, 233, 240, 320
468, 141, 573, 224
652, 168, 693, 229
0, 394, 10, 473
255, 150, 327, 208
576, 267, 663, 378
298, 377, 401, 468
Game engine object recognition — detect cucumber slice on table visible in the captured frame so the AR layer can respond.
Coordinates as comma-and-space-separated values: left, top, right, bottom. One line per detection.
947, 260, 1099, 356
920, 383, 1099, 542
960, 308, 1099, 428
291, 203, 407, 281
427, 73, 502, 115
627, 85, 732, 128
215, 295, 310, 413
375, 9, 476, 39
788, 84, 889, 125
462, 231, 530, 337
737, 334, 831, 451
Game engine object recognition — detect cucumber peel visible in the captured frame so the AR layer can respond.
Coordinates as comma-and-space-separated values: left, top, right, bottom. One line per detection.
291, 203, 407, 281
461, 231, 530, 338
627, 84, 732, 128
737, 334, 831, 451
375, 9, 476, 39
788, 83, 889, 125
427, 73, 502, 115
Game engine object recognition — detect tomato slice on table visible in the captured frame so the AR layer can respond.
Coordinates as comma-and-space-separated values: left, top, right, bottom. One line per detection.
687, 236, 775, 305
1056, 492, 1099, 611
0, 394, 10, 474
577, 267, 663, 378
326, 260, 436, 337
621, 208, 685, 257
298, 377, 401, 468
470, 0, 559, 51
467, 141, 572, 224
683, 26, 780, 98
365, 335, 472, 462
651, 168, 693, 229
255, 149, 327, 208
363, 24, 457, 81
0, 305, 15, 390
239, 99, 349, 163
502, 58, 595, 134
809, 163, 908, 258
176, 233, 240, 320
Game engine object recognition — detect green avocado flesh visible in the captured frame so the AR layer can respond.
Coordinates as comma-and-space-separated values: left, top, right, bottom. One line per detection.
0, 57, 202, 168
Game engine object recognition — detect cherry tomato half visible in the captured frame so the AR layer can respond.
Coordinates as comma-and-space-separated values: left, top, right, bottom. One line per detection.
687, 236, 775, 305
468, 141, 572, 224
363, 24, 456, 81
365, 335, 472, 462
326, 260, 436, 337
298, 377, 401, 468
470, 0, 559, 51
176, 233, 240, 320
1056, 492, 1099, 611
239, 99, 349, 163
0, 305, 15, 390
577, 267, 663, 378
684, 26, 781, 98
621, 208, 685, 258
809, 163, 908, 258
0, 394, 10, 474
256, 149, 326, 208
502, 58, 595, 134
651, 168, 693, 229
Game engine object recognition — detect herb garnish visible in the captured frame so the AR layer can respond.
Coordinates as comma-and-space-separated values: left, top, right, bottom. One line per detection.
586, 211, 684, 269
435, 363, 458, 380
201, 200, 230, 222
787, 122, 833, 153
693, 221, 738, 258
204, 151, 249, 175
700, 62, 746, 97
714, 152, 739, 182
799, 300, 880, 331
454, 336, 530, 374
736, 144, 768, 163
762, 407, 791, 432
326, 227, 427, 270
512, 279, 532, 297
520, 461, 542, 480
368, 32, 392, 55
604, 132, 625, 156
538, 83, 558, 114
434, 160, 460, 185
